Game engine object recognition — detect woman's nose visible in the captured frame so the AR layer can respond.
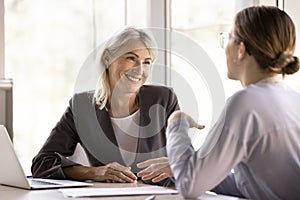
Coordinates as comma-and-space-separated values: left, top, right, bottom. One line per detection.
133, 64, 143, 74
133, 63, 150, 75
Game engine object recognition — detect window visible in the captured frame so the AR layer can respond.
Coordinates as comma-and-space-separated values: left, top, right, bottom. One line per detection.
5, 0, 125, 174
170, 0, 237, 149
170, 0, 300, 150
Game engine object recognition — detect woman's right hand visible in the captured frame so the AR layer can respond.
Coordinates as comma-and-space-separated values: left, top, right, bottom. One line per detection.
94, 162, 137, 183
63, 162, 137, 183
168, 111, 205, 129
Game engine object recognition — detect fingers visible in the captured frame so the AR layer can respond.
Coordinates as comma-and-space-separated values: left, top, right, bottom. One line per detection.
185, 114, 205, 129
152, 173, 168, 183
168, 111, 205, 130
137, 166, 172, 182
137, 157, 167, 168
196, 124, 205, 129
107, 162, 137, 180
137, 158, 168, 176
94, 162, 137, 183
138, 170, 161, 181
107, 168, 136, 183
137, 157, 173, 182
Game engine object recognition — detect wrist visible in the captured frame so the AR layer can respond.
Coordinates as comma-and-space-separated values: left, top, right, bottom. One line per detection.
63, 165, 95, 181
168, 111, 183, 126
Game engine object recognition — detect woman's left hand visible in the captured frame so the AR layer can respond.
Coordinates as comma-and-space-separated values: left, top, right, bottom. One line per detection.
136, 157, 173, 183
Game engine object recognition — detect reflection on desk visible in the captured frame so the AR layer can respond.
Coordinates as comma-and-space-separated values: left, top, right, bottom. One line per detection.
0, 182, 247, 200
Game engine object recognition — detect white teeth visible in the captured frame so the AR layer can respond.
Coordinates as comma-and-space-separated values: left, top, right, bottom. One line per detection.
126, 74, 141, 82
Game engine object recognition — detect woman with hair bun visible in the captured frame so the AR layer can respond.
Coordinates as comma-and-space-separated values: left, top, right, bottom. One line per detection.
166, 6, 300, 200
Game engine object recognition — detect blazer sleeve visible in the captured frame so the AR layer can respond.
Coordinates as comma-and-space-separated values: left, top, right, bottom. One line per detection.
31, 98, 81, 179
167, 87, 180, 116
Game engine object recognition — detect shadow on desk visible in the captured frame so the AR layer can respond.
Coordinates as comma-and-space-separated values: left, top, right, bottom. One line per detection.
0, 182, 248, 200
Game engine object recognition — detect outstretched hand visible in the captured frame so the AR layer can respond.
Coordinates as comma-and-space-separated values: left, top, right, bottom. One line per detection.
168, 110, 205, 129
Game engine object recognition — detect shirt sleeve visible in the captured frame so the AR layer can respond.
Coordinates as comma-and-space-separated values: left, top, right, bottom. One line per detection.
166, 105, 246, 199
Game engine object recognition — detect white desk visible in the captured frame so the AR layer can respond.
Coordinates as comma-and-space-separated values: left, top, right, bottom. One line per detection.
0, 182, 246, 200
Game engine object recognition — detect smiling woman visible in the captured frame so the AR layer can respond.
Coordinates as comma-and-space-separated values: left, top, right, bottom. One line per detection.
94, 28, 157, 111
31, 27, 180, 187
103, 40, 154, 118
107, 46, 153, 117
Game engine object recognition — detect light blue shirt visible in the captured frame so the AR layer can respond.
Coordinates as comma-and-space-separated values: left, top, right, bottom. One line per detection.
167, 77, 300, 200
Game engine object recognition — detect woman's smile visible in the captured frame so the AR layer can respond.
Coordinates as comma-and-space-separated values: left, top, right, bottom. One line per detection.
125, 73, 143, 83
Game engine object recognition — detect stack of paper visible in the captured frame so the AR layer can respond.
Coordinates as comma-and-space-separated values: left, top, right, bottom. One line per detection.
59, 185, 178, 198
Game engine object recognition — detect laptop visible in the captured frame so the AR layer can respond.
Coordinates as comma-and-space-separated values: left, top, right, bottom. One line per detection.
0, 125, 93, 189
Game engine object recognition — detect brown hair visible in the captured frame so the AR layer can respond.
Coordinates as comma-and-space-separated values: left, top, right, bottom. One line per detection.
234, 6, 300, 76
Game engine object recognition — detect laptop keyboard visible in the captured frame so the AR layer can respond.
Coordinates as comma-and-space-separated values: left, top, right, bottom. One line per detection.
31, 179, 60, 186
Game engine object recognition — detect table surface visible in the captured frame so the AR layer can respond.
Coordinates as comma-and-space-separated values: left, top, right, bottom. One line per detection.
0, 182, 247, 200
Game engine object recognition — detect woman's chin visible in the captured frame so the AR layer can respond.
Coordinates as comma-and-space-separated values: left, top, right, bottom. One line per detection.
124, 85, 142, 94
227, 73, 238, 81
125, 81, 145, 91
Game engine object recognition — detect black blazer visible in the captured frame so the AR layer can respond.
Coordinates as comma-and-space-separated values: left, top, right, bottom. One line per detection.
31, 85, 180, 185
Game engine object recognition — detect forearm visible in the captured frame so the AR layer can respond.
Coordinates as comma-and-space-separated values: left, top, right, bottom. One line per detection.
63, 163, 138, 183
166, 119, 200, 197
63, 165, 96, 181
31, 152, 79, 179
167, 115, 245, 199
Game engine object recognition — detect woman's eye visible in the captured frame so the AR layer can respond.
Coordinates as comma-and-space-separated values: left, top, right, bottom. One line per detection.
126, 56, 136, 62
143, 61, 152, 65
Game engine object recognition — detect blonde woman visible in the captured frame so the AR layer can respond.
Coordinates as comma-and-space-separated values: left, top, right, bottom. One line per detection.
32, 27, 179, 186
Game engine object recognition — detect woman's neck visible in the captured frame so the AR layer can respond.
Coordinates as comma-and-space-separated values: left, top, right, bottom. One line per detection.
240, 59, 277, 87
241, 72, 277, 87
108, 93, 139, 118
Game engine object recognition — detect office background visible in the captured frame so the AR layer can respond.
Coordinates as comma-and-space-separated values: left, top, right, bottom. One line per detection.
1, 0, 299, 174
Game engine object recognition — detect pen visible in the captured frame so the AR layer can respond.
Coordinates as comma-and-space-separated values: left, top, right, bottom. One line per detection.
145, 195, 156, 200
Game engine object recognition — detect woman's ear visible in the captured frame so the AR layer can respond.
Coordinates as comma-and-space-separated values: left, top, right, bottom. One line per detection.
102, 50, 111, 68
237, 41, 247, 61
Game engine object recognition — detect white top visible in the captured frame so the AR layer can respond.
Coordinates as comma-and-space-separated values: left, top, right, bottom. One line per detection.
167, 77, 300, 200
111, 109, 140, 166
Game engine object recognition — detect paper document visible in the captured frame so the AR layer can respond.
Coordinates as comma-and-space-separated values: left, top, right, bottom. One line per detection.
59, 185, 178, 197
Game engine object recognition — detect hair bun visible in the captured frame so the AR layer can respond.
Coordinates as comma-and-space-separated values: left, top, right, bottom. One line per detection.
283, 56, 300, 74
269, 51, 300, 75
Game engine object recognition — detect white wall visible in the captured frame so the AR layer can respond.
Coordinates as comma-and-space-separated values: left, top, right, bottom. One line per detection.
285, 0, 300, 56
282, 0, 300, 92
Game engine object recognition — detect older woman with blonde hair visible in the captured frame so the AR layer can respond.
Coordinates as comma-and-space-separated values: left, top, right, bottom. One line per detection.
32, 27, 179, 186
